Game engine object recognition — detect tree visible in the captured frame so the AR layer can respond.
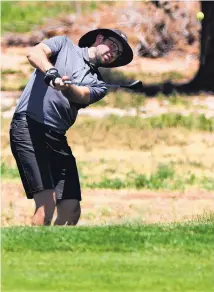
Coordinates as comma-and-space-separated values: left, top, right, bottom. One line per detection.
132, 0, 214, 95
189, 1, 214, 91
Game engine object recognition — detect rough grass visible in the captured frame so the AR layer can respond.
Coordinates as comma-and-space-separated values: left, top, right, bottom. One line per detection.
2, 221, 214, 292
1, 70, 29, 91
2, 113, 214, 191
1, 69, 188, 93
2, 160, 214, 191
84, 164, 214, 191
1, 162, 19, 179
100, 68, 188, 87
1, 1, 100, 33
71, 114, 214, 136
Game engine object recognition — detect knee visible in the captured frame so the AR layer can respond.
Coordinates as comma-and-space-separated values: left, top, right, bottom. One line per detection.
55, 200, 81, 226
32, 190, 55, 225
67, 205, 81, 226
32, 206, 55, 226
32, 207, 45, 226
55, 205, 81, 226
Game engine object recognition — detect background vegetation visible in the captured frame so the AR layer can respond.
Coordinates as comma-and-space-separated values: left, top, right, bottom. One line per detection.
2, 112, 214, 191
1, 2, 214, 291
1, 1, 99, 33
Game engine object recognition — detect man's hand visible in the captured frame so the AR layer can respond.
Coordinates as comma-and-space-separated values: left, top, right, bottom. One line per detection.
47, 74, 90, 104
53, 76, 70, 91
58, 76, 90, 104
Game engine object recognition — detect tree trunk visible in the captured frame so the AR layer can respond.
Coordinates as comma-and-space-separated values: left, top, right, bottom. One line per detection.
191, 1, 214, 91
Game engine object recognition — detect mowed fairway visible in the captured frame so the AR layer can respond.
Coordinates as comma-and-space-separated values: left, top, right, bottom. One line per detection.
2, 222, 214, 292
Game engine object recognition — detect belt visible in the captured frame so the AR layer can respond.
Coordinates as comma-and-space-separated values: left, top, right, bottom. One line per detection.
13, 112, 27, 121
13, 113, 66, 135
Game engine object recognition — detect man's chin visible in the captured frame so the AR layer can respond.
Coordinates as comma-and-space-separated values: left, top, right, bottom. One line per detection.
95, 56, 113, 66
101, 58, 113, 65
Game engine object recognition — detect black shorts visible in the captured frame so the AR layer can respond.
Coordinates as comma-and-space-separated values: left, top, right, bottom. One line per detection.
10, 113, 81, 201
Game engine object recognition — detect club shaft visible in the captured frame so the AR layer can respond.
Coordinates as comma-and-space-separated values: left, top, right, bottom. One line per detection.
64, 80, 121, 88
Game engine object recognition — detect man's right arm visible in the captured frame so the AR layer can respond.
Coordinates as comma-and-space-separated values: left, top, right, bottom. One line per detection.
26, 38, 98, 105
26, 43, 54, 72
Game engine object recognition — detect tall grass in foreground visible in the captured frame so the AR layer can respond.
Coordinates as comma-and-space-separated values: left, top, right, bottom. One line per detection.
2, 220, 214, 252
2, 221, 214, 292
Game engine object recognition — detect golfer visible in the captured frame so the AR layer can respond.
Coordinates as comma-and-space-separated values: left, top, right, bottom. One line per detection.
10, 28, 133, 226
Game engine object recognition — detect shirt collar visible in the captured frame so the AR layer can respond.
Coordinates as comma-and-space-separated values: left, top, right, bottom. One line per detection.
82, 47, 98, 71
82, 47, 89, 62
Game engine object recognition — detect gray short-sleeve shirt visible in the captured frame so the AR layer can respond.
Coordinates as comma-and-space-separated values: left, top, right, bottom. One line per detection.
15, 36, 107, 131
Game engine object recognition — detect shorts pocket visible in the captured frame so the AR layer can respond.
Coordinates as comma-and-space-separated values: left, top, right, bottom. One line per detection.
45, 131, 72, 157
10, 120, 28, 130
10, 126, 31, 144
46, 141, 72, 157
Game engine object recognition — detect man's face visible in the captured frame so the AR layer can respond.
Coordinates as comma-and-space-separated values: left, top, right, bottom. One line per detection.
95, 35, 123, 65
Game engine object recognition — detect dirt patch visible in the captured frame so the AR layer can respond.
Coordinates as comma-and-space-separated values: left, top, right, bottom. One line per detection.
1, 181, 214, 226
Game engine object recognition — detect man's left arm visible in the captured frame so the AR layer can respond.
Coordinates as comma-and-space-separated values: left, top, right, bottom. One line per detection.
62, 84, 91, 104
59, 78, 107, 105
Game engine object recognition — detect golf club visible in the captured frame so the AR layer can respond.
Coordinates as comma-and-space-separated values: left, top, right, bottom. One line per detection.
64, 80, 143, 92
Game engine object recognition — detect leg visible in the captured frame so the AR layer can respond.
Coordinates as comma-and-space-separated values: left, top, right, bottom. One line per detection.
54, 199, 81, 226
10, 116, 55, 226
32, 189, 56, 226
46, 130, 82, 226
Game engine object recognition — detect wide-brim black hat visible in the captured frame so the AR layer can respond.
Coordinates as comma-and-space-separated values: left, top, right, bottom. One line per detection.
78, 28, 133, 68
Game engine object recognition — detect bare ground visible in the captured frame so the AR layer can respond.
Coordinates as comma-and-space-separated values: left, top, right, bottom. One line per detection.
1, 181, 214, 226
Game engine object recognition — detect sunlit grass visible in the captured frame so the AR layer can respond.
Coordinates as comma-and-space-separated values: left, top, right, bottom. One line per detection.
2, 222, 214, 291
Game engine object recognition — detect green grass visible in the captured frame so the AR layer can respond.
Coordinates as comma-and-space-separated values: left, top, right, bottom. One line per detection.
1, 73, 28, 91
1, 69, 23, 75
1, 1, 99, 33
1, 162, 20, 179
2, 222, 214, 291
84, 164, 214, 191
2, 161, 214, 191
73, 114, 214, 134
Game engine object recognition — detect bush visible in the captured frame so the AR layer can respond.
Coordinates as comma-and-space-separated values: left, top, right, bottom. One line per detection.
1, 162, 19, 179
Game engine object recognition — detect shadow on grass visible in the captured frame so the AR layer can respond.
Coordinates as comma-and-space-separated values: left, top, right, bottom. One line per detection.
100, 68, 214, 97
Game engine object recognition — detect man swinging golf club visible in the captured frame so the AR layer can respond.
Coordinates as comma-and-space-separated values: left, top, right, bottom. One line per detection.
10, 28, 133, 226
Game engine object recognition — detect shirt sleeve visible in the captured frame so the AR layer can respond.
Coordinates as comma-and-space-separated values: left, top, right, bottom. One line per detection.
88, 83, 108, 105
42, 36, 67, 56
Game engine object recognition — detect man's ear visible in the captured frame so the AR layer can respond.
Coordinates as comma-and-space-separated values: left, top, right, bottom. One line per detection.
94, 34, 104, 46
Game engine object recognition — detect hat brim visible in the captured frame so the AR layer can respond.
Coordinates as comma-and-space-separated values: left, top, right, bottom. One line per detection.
78, 29, 133, 68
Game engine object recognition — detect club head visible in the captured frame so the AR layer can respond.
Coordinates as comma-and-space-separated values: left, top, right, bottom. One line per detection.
127, 80, 143, 92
